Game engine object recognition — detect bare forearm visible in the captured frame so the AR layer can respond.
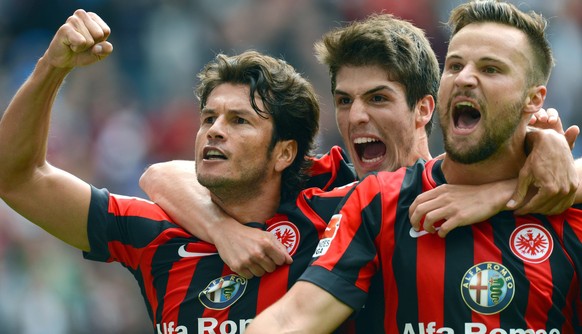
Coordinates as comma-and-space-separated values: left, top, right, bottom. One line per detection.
0, 58, 70, 189
247, 281, 352, 333
140, 160, 231, 243
0, 47, 90, 250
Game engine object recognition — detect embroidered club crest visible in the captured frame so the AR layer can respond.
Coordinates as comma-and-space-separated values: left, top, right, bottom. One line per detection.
267, 221, 300, 256
461, 262, 515, 314
509, 224, 553, 264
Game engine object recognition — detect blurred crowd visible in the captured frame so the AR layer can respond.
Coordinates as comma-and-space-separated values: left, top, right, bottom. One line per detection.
0, 0, 580, 332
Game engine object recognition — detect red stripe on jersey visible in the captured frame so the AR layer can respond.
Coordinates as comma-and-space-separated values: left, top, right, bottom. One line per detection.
377, 169, 406, 333
383, 278, 399, 333
416, 160, 446, 325
139, 231, 195, 322
523, 259, 552, 327
107, 222, 195, 319
108, 240, 140, 269
258, 213, 302, 312
559, 208, 582, 245
161, 257, 201, 323
417, 235, 446, 326
108, 194, 172, 221
256, 265, 290, 313
549, 210, 582, 331
352, 171, 403, 293
140, 243, 159, 322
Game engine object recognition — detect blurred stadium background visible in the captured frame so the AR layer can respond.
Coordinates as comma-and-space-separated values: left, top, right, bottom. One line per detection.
0, 0, 580, 332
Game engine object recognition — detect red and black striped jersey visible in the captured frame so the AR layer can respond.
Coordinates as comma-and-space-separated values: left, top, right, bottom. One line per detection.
83, 146, 357, 333
302, 158, 582, 333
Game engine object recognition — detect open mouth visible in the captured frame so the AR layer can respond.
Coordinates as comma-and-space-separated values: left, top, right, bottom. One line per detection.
354, 137, 386, 163
203, 148, 227, 160
453, 101, 481, 130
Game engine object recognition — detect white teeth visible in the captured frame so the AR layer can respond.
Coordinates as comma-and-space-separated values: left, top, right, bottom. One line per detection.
205, 149, 225, 159
353, 137, 378, 144
361, 156, 383, 163
455, 101, 475, 108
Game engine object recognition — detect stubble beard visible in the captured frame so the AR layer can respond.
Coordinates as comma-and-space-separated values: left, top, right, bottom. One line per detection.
441, 99, 524, 165
198, 151, 273, 203
199, 169, 268, 204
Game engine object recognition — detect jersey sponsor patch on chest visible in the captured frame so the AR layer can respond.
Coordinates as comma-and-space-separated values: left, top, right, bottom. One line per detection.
199, 274, 247, 310
461, 262, 515, 314
509, 224, 553, 264
267, 221, 300, 256
402, 322, 562, 333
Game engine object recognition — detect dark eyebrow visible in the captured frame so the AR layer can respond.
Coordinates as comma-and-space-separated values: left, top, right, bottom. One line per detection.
200, 108, 215, 116
335, 85, 397, 96
200, 107, 256, 118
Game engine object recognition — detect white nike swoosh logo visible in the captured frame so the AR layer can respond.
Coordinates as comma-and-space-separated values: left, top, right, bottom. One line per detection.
178, 245, 218, 258
409, 227, 440, 238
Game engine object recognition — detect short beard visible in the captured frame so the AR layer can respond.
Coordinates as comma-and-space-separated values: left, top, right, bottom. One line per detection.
198, 149, 274, 202
443, 99, 523, 165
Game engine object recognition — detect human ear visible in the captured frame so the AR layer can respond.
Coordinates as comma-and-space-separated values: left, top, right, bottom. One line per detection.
415, 94, 435, 129
523, 85, 547, 115
274, 140, 297, 173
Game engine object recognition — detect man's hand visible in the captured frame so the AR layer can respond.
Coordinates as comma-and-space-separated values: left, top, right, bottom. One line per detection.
510, 108, 580, 214
528, 107, 579, 149
409, 181, 514, 237
44, 9, 112, 69
212, 222, 293, 279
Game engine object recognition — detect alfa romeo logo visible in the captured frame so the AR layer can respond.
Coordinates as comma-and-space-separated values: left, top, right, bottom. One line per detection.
461, 262, 515, 314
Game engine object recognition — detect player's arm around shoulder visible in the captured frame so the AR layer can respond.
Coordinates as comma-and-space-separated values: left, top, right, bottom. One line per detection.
246, 281, 353, 333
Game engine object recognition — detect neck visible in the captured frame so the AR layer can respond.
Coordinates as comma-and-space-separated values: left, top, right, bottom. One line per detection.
209, 182, 282, 224
441, 131, 527, 185
415, 133, 433, 161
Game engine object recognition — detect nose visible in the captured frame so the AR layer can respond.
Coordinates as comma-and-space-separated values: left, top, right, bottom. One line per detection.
454, 65, 478, 88
348, 98, 370, 125
206, 116, 226, 139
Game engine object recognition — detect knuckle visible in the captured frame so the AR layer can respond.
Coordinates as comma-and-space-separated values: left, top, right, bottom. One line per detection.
543, 184, 559, 196
455, 212, 468, 222
248, 248, 264, 259
416, 203, 428, 216
424, 212, 436, 223
439, 224, 451, 235
231, 263, 244, 273
93, 30, 106, 40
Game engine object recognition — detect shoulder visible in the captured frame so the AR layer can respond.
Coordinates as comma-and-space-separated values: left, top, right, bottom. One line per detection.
91, 186, 173, 222
307, 146, 357, 191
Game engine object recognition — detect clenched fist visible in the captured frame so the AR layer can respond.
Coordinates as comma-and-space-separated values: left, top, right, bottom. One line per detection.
43, 9, 113, 69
